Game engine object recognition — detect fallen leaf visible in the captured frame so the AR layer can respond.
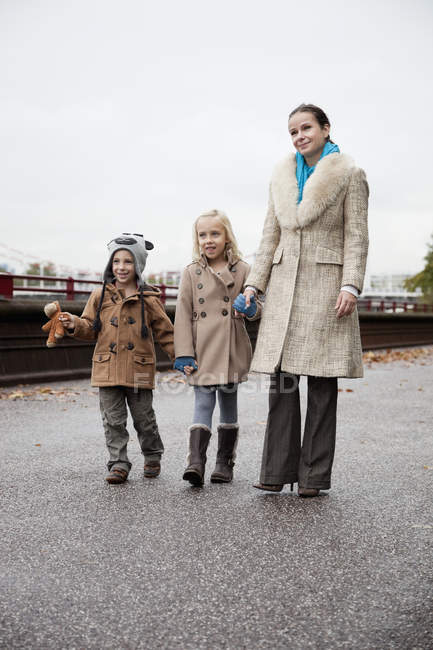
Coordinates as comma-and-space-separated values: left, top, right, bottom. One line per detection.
38, 387, 52, 394
411, 524, 432, 529
35, 443, 41, 447
345, 389, 354, 393
423, 465, 433, 470
363, 347, 433, 365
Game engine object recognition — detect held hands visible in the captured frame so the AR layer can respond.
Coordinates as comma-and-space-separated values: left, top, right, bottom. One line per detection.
233, 293, 257, 318
174, 356, 198, 376
335, 291, 357, 319
243, 288, 256, 309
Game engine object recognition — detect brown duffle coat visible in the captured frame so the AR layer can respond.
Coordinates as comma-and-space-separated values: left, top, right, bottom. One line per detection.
174, 254, 261, 386
71, 283, 174, 389
246, 152, 369, 378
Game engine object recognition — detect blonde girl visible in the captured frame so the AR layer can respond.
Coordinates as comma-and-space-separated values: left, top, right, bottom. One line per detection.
174, 210, 261, 486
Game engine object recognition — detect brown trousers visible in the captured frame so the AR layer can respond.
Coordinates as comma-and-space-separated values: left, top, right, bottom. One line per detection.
259, 373, 338, 489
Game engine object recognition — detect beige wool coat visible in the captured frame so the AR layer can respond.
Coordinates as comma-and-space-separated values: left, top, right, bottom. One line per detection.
71, 283, 174, 389
246, 152, 369, 378
174, 253, 261, 386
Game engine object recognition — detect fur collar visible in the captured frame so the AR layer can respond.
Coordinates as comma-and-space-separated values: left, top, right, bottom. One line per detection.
271, 152, 355, 230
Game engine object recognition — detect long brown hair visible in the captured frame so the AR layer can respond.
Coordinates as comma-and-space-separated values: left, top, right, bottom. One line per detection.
289, 103, 334, 144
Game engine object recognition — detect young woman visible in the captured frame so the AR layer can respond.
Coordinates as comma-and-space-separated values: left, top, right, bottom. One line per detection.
174, 210, 261, 487
240, 103, 369, 496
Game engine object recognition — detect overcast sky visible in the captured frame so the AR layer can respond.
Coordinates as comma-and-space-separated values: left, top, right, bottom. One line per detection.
1, 0, 432, 279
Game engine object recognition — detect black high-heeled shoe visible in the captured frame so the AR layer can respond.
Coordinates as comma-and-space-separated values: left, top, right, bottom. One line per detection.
253, 482, 284, 492
298, 486, 320, 497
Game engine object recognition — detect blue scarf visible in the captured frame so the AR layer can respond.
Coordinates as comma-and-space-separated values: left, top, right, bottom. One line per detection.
296, 141, 340, 204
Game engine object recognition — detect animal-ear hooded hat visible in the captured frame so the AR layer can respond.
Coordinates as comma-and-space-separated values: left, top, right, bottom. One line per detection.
103, 233, 154, 287
93, 233, 154, 338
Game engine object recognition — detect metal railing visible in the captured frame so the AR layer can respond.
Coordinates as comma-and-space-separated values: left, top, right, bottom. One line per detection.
0, 273, 178, 304
1, 273, 432, 311
358, 298, 433, 313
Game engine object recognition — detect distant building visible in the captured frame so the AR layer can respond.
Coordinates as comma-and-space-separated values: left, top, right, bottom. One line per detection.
362, 273, 421, 302
0, 263, 15, 273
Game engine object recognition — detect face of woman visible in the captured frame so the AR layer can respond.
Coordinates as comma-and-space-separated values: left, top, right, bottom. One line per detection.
288, 111, 330, 166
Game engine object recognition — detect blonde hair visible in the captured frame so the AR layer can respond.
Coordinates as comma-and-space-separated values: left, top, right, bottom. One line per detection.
192, 209, 242, 262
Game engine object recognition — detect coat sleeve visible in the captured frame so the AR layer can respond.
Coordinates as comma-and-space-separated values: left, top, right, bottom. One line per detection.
149, 298, 175, 361
174, 267, 195, 358
71, 289, 101, 341
245, 184, 281, 293
342, 168, 369, 293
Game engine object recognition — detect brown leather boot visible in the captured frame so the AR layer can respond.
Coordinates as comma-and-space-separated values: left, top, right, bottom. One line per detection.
210, 424, 239, 483
183, 425, 212, 487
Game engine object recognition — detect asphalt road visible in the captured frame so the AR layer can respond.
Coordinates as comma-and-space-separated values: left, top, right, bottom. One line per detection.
1, 356, 432, 649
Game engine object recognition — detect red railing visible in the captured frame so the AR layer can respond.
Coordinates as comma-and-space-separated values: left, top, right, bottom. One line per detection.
0, 273, 178, 305
1, 273, 431, 311
357, 299, 433, 313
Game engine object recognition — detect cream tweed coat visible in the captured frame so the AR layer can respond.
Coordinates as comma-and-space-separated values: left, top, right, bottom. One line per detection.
246, 152, 369, 378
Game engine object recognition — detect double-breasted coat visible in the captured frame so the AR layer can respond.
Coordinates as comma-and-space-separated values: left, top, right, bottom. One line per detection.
71, 283, 174, 389
246, 152, 369, 378
174, 253, 261, 386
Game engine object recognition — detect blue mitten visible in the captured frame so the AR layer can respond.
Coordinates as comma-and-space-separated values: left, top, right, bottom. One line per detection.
174, 357, 198, 374
233, 293, 257, 318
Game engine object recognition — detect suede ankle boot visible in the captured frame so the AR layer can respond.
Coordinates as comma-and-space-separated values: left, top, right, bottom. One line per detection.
210, 424, 239, 483
183, 425, 212, 487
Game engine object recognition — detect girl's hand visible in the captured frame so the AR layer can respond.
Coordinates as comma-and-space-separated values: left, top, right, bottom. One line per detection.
233, 294, 257, 318
335, 291, 357, 319
174, 357, 198, 374
59, 312, 76, 330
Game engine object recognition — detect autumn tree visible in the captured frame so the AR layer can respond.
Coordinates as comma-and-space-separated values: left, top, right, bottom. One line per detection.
25, 262, 57, 286
404, 234, 433, 303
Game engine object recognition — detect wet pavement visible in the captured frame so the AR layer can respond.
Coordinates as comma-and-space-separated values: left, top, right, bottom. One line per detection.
1, 355, 432, 649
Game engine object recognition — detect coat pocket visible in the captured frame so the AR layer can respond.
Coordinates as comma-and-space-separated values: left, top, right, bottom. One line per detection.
315, 246, 343, 265
92, 352, 111, 382
272, 247, 283, 264
132, 354, 154, 386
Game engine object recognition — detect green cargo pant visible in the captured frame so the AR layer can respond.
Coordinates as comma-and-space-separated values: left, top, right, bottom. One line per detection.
99, 386, 164, 474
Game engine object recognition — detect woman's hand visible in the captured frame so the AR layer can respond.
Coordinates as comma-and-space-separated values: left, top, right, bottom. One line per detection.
335, 291, 357, 319
59, 312, 76, 330
243, 288, 256, 309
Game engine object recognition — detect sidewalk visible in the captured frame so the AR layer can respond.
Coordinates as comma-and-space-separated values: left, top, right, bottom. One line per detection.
1, 351, 432, 649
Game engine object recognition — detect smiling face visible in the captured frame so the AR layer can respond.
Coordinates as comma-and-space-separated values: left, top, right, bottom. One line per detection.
288, 111, 330, 166
112, 249, 136, 286
196, 216, 229, 265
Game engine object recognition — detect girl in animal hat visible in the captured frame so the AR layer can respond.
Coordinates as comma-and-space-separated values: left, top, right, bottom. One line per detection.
60, 233, 174, 484
174, 210, 261, 487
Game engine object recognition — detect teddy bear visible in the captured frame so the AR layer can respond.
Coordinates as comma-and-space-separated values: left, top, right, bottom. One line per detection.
42, 300, 66, 347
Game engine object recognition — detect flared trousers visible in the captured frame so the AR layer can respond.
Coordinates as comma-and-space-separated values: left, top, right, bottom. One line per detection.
259, 372, 338, 489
